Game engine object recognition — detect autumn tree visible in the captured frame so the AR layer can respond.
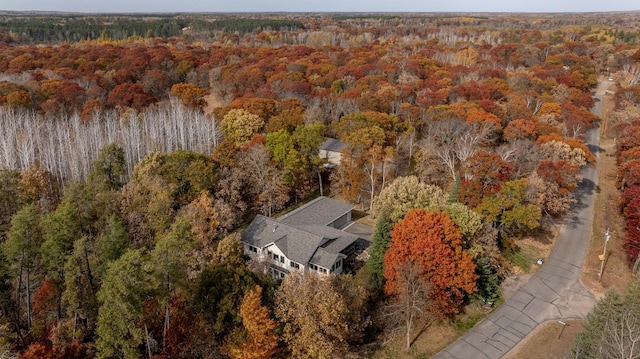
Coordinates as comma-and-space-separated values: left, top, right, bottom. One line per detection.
176, 190, 219, 269
18, 162, 60, 213
229, 285, 278, 359
106, 83, 156, 110
373, 176, 447, 223
475, 179, 541, 243
120, 170, 175, 249
458, 150, 512, 208
503, 118, 538, 142
221, 109, 266, 146
535, 160, 580, 216
275, 273, 369, 359
384, 209, 477, 316
170, 83, 209, 109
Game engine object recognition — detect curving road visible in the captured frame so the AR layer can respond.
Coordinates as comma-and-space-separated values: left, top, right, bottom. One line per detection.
433, 81, 609, 358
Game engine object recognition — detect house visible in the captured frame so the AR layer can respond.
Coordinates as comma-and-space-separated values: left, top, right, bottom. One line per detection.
241, 196, 361, 280
318, 137, 346, 165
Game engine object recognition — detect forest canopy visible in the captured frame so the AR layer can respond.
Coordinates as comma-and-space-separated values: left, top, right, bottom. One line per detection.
0, 10, 637, 359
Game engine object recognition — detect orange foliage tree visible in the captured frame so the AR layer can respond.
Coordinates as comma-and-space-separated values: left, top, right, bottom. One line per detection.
230, 285, 278, 359
383, 209, 477, 316
170, 83, 209, 109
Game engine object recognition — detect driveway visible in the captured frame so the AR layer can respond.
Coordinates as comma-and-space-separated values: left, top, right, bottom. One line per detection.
342, 221, 373, 241
433, 82, 606, 358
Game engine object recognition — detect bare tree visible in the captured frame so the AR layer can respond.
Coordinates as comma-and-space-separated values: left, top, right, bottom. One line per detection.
237, 144, 289, 217
0, 101, 221, 185
422, 119, 495, 184
496, 140, 540, 179
383, 261, 434, 351
602, 309, 640, 358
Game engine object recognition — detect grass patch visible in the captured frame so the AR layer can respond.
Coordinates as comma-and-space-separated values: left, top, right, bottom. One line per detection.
452, 303, 492, 333
505, 244, 543, 273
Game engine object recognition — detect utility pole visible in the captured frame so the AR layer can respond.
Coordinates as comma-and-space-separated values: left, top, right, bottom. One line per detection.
598, 229, 611, 281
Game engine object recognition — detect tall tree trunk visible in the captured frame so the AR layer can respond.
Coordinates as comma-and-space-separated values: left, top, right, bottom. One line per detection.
26, 269, 31, 328
15, 253, 23, 330
406, 311, 413, 351
163, 271, 170, 345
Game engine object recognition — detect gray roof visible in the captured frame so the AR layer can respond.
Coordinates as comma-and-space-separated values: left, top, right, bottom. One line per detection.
241, 214, 355, 269
299, 225, 358, 254
279, 196, 354, 227
319, 137, 346, 153
310, 248, 341, 270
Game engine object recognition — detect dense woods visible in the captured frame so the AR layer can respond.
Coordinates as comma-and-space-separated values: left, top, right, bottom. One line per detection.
0, 10, 638, 358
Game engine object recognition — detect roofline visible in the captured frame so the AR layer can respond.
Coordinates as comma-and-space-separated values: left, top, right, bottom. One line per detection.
278, 196, 355, 225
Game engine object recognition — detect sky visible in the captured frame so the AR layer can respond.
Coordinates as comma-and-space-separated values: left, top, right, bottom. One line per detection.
2, 0, 639, 14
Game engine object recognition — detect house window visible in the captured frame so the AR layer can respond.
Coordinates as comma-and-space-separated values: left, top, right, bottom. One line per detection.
320, 268, 327, 274
280, 256, 285, 263
273, 253, 279, 261
290, 261, 300, 269
248, 245, 258, 253
309, 263, 318, 271
269, 268, 286, 280
336, 259, 342, 268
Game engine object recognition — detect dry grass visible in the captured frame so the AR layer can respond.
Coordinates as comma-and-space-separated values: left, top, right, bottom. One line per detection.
503, 319, 583, 359
580, 88, 632, 296
366, 304, 492, 359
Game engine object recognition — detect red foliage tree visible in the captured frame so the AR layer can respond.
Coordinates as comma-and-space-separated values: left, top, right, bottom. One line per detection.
383, 209, 477, 316
458, 150, 512, 208
504, 118, 538, 142
21, 342, 54, 359
106, 83, 156, 110
623, 189, 640, 266
536, 160, 580, 193
618, 159, 640, 190
617, 122, 640, 161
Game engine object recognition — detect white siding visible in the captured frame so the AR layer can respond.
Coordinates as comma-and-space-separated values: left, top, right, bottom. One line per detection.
319, 149, 342, 165
265, 244, 287, 270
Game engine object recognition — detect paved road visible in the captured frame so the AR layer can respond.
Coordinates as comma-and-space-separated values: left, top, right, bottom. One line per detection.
433, 82, 608, 358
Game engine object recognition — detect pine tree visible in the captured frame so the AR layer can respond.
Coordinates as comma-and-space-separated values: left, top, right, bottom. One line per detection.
95, 249, 155, 359
364, 216, 393, 290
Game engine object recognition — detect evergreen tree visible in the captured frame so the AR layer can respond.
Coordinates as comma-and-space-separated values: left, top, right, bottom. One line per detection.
4, 204, 42, 330
95, 249, 155, 359
364, 216, 393, 290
